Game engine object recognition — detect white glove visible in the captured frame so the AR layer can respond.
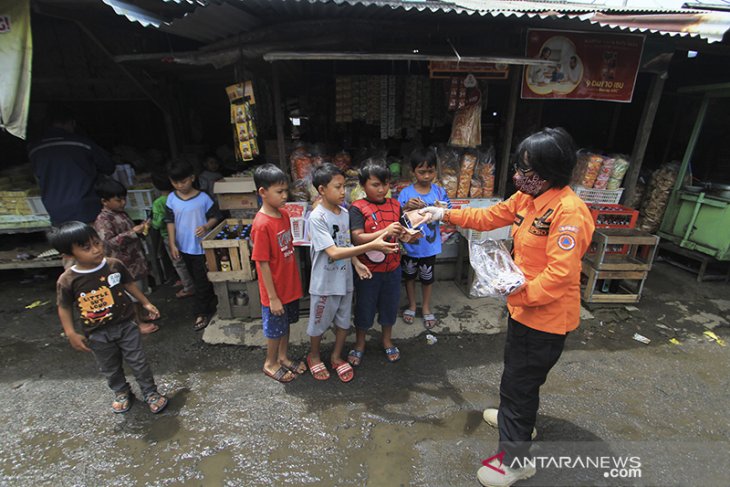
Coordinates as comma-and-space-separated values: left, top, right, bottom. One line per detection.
419, 206, 445, 222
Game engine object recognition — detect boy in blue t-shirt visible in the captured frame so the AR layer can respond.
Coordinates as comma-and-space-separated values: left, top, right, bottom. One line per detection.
398, 148, 451, 330
164, 160, 222, 331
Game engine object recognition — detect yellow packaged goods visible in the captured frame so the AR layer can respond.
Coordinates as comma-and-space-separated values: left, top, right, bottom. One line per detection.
457, 152, 477, 198
236, 122, 249, 142
239, 141, 253, 161
581, 154, 604, 188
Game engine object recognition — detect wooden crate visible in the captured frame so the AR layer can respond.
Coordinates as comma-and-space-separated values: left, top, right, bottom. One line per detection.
214, 280, 261, 319
583, 228, 659, 271
581, 264, 648, 304
202, 219, 254, 282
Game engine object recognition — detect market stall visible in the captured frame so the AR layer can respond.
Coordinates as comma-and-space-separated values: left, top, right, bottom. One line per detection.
657, 83, 730, 281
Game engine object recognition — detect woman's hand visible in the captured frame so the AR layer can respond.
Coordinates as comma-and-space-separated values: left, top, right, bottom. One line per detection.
419, 206, 445, 222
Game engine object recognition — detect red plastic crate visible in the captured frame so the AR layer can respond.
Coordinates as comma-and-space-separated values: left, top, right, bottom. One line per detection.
587, 204, 638, 255
587, 204, 638, 229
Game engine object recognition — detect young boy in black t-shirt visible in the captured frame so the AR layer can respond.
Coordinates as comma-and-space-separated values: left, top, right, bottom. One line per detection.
50, 221, 168, 414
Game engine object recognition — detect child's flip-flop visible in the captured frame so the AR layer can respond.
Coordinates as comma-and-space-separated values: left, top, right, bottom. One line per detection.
307, 355, 330, 381
263, 366, 296, 383
385, 346, 401, 363
423, 314, 438, 330
282, 359, 307, 375
402, 309, 416, 324
347, 349, 364, 367
193, 315, 209, 331
332, 360, 355, 383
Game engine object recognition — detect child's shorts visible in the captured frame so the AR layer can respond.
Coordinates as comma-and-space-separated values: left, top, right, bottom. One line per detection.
307, 292, 353, 337
354, 267, 401, 330
262, 299, 300, 339
402, 255, 436, 285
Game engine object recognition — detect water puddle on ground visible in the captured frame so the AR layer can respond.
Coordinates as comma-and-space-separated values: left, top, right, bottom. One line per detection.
199, 449, 235, 484
341, 408, 489, 485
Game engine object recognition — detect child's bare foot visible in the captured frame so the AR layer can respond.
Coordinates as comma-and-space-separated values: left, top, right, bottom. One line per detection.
138, 322, 159, 334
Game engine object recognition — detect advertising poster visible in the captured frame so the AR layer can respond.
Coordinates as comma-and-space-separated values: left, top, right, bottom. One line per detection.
521, 29, 644, 103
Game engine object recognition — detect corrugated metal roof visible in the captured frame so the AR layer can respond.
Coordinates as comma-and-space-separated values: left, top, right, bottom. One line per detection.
102, 0, 730, 44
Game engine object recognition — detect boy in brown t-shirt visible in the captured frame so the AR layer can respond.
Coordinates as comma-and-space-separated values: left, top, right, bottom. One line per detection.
50, 221, 168, 414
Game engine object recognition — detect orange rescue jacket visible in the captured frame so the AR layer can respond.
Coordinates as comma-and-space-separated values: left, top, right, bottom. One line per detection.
446, 186, 594, 335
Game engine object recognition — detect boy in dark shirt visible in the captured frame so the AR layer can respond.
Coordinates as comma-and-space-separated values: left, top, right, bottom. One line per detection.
50, 222, 168, 414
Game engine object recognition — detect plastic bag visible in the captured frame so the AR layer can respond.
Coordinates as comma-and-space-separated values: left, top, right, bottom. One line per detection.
457, 151, 478, 198
474, 146, 496, 197
469, 239, 525, 298
437, 145, 460, 198
606, 155, 630, 190
290, 145, 313, 181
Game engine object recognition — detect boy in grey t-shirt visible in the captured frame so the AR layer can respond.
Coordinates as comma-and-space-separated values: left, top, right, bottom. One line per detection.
306, 164, 399, 383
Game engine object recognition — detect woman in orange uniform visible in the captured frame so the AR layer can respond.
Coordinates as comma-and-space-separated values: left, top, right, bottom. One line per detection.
421, 128, 595, 487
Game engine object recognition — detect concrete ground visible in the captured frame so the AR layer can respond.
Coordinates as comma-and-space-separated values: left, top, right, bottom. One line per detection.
1, 261, 729, 486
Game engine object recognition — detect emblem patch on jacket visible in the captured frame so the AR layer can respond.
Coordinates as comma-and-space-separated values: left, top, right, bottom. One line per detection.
528, 209, 553, 236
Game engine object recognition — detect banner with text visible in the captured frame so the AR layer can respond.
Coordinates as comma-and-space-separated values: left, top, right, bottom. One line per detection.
521, 29, 644, 103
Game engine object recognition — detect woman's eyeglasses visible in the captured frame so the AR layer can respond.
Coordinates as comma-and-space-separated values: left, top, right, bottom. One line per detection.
512, 163, 534, 176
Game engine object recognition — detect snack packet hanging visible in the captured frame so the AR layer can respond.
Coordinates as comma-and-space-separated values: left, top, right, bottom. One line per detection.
469, 239, 525, 298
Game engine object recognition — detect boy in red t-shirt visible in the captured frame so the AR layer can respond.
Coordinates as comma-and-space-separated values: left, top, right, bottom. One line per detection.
250, 164, 305, 383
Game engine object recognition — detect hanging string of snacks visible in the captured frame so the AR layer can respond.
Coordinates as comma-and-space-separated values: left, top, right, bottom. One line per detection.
226, 81, 259, 162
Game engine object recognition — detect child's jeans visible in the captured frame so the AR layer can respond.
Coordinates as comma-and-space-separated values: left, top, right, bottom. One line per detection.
87, 319, 158, 397
181, 252, 217, 317
163, 236, 194, 292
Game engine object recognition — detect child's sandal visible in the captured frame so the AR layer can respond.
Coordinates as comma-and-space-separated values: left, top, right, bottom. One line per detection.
402, 309, 416, 324
193, 315, 209, 331
112, 391, 133, 414
145, 392, 168, 414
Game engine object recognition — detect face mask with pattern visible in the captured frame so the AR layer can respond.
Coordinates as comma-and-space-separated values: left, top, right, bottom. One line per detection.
513, 172, 547, 196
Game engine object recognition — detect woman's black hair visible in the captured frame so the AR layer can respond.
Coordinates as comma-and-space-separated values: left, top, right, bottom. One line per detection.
311, 163, 344, 192
168, 159, 195, 182
95, 176, 127, 200
254, 163, 289, 190
47, 221, 100, 255
358, 160, 390, 186
409, 147, 438, 170
514, 127, 577, 188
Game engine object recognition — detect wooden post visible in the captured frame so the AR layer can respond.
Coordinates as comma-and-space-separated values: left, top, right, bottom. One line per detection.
272, 62, 287, 172
659, 95, 710, 234
497, 66, 521, 198
623, 73, 667, 206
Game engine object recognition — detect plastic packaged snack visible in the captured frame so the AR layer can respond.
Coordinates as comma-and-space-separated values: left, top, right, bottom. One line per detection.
469, 239, 525, 298
593, 157, 614, 190
581, 154, 604, 188
457, 151, 477, 198
607, 155, 630, 190
469, 179, 483, 198
437, 145, 460, 198
290, 146, 313, 181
